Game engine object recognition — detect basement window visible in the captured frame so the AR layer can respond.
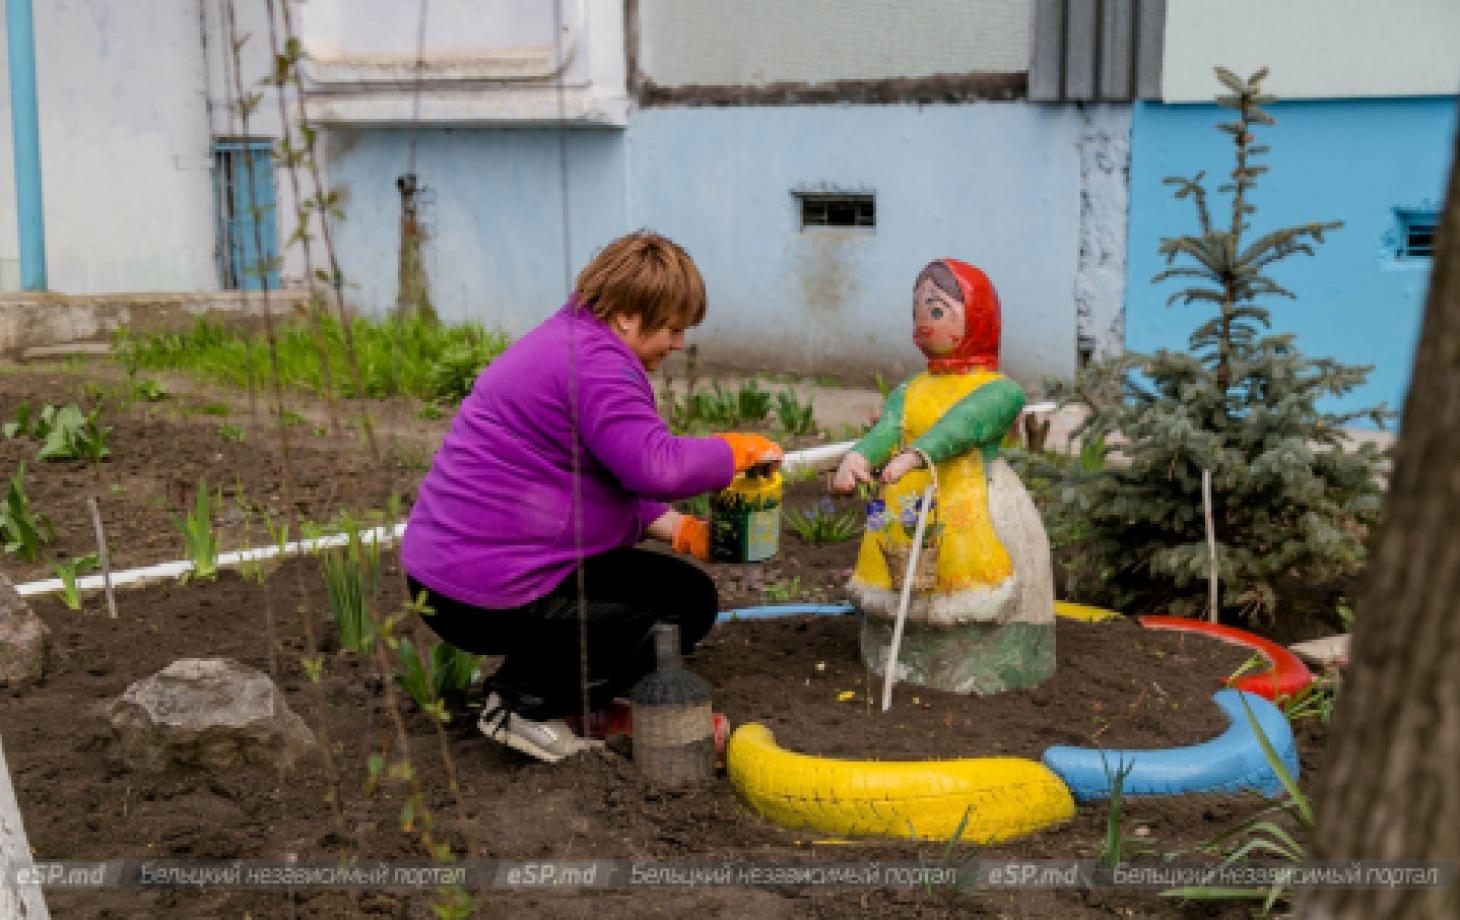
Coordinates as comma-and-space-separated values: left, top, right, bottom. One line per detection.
797, 193, 875, 230
1396, 210, 1438, 260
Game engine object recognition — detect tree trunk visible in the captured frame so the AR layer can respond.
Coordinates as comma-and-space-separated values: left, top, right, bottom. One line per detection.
1299, 131, 1460, 917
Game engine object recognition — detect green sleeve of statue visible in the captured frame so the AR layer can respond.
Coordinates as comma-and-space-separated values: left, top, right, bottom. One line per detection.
911, 376, 1026, 466
851, 378, 911, 467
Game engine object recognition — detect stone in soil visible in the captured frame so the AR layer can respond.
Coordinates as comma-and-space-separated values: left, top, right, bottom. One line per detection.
107, 657, 316, 773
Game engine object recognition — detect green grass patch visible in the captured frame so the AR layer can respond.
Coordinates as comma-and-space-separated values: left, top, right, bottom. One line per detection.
117, 314, 510, 404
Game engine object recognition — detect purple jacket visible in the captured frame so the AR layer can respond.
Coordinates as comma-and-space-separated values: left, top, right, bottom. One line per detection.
403, 302, 734, 608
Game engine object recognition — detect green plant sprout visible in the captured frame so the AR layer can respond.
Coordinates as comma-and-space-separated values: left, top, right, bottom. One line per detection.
393, 638, 449, 723
735, 378, 772, 422
784, 498, 863, 544
174, 480, 221, 581
393, 638, 482, 723
132, 379, 168, 402
217, 423, 247, 443
320, 521, 382, 653
2, 401, 34, 438
761, 576, 804, 603
1162, 697, 1313, 913
52, 553, 100, 611
21, 403, 110, 462
1, 463, 55, 562
775, 389, 817, 436
1097, 754, 1141, 867
874, 371, 893, 400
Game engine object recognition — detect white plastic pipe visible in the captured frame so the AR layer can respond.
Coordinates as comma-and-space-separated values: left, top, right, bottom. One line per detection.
881, 483, 935, 712
15, 522, 408, 598
780, 440, 854, 475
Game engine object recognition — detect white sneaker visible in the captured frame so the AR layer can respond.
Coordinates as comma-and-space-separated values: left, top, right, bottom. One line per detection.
478, 693, 602, 764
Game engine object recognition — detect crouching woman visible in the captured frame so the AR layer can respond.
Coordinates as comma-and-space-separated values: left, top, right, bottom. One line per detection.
402, 231, 779, 763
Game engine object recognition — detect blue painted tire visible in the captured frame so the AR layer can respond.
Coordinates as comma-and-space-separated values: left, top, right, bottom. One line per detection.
1041, 690, 1299, 802
717, 603, 854, 622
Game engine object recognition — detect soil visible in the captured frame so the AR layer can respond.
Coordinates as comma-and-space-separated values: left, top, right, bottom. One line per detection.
0, 360, 1334, 918
0, 367, 423, 584
4, 548, 1325, 919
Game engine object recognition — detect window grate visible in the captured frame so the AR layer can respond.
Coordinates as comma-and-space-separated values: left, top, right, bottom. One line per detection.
1397, 210, 1438, 260
797, 193, 875, 230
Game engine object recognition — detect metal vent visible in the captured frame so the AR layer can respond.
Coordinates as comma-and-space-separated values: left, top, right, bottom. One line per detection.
798, 193, 875, 230
1397, 210, 1438, 259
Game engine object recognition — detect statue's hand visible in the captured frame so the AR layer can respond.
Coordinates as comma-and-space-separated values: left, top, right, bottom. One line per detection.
831, 452, 872, 493
880, 450, 923, 485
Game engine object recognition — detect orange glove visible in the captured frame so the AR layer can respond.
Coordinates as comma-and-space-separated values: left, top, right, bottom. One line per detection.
671, 514, 710, 561
714, 433, 784, 473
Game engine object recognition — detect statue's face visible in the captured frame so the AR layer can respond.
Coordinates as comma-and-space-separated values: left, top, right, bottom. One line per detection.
912, 278, 965, 358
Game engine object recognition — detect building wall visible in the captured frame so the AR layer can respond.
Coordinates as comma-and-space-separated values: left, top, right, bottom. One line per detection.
322, 102, 1125, 389
318, 125, 629, 336
1162, 0, 1460, 102
629, 104, 1096, 387
637, 0, 1030, 87
0, 0, 216, 293
1125, 96, 1459, 422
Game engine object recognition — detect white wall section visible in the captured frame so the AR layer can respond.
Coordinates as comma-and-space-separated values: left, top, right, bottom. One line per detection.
1163, 0, 1460, 102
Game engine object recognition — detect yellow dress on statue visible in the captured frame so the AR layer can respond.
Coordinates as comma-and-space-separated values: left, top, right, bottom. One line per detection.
848, 369, 1022, 626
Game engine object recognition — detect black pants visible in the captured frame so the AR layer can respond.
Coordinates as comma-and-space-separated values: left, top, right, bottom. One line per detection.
408, 547, 718, 720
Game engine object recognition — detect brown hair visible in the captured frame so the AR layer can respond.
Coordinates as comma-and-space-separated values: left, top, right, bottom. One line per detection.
574, 231, 707, 331
914, 260, 963, 304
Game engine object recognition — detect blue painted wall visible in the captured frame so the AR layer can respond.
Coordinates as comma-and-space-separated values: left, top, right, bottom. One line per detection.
324, 104, 1130, 388
1126, 97, 1459, 425
322, 126, 629, 335
626, 104, 1118, 385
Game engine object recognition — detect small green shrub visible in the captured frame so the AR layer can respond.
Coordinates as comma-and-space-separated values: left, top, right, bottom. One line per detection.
1043, 68, 1386, 622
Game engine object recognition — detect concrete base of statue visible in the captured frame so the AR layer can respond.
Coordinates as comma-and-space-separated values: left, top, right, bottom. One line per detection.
854, 459, 1058, 694
861, 616, 1056, 695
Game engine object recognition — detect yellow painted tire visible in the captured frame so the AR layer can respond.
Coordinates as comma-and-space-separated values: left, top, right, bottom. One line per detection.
1053, 600, 1123, 623
726, 723, 1075, 843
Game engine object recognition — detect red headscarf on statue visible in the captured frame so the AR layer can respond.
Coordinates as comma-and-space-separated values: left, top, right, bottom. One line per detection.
927, 259, 1001, 374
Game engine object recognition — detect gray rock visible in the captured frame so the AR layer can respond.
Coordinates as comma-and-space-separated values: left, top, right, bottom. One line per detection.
0, 573, 49, 689
108, 658, 315, 773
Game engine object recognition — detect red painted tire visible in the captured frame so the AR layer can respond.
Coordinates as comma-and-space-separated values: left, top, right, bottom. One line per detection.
1138, 615, 1314, 702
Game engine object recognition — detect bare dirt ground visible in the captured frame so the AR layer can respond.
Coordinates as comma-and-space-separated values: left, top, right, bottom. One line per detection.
0, 357, 1328, 918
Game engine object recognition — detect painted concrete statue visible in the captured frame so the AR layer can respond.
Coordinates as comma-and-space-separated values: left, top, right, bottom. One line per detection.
832, 259, 1055, 694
